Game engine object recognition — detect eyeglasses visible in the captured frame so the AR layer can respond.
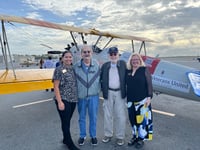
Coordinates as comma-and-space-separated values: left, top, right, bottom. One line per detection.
109, 53, 117, 56
131, 59, 140, 61
82, 51, 91, 54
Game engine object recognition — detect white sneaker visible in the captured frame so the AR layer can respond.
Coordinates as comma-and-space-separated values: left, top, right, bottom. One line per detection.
102, 136, 111, 143
116, 139, 124, 146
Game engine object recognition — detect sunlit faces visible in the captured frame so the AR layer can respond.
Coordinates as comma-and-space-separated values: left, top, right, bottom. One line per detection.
82, 51, 91, 54
109, 52, 119, 63
63, 52, 73, 65
131, 55, 141, 68
81, 47, 92, 60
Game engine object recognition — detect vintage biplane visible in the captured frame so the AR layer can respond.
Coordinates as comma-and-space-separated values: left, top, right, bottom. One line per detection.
0, 14, 200, 102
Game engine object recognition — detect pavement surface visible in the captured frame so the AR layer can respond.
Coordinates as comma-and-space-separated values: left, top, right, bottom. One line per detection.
0, 91, 200, 150
0, 57, 200, 150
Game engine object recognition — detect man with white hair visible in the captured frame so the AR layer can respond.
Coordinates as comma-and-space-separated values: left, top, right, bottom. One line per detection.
74, 44, 100, 146
100, 47, 127, 146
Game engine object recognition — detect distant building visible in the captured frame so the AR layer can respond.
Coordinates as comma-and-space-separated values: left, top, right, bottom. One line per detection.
13, 54, 35, 63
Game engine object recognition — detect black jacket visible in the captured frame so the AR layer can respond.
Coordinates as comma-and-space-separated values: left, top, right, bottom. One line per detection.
100, 60, 127, 99
126, 67, 153, 102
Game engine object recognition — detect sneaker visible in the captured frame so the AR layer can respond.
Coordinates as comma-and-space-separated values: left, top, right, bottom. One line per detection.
102, 136, 111, 143
135, 140, 144, 149
78, 137, 85, 146
116, 139, 124, 146
91, 137, 98, 146
128, 138, 137, 146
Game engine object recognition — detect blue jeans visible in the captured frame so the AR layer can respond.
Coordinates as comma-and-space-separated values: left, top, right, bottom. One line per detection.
78, 95, 99, 138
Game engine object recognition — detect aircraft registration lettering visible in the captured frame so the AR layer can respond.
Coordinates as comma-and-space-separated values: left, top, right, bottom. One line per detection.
152, 75, 190, 93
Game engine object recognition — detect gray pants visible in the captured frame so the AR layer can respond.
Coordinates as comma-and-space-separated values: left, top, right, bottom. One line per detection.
103, 90, 126, 139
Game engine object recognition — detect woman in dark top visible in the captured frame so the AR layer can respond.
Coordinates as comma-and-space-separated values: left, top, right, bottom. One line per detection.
53, 51, 79, 150
126, 53, 153, 149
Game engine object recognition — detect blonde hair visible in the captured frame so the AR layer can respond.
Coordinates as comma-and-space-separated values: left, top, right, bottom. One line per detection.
127, 52, 145, 70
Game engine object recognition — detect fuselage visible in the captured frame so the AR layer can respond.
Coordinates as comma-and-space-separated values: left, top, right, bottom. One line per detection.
142, 56, 200, 101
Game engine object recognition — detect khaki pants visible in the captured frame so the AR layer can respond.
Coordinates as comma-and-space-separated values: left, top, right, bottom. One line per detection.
103, 90, 126, 139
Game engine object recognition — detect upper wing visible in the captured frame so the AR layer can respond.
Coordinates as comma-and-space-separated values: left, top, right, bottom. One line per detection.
0, 14, 155, 95
0, 14, 155, 42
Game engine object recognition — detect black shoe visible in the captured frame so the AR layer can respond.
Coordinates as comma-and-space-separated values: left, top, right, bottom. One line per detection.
68, 144, 80, 150
78, 137, 85, 146
45, 89, 49, 92
91, 137, 98, 146
63, 140, 67, 145
128, 138, 137, 146
135, 140, 144, 149
63, 140, 80, 150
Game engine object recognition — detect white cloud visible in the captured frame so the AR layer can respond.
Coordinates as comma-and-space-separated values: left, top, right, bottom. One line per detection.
1, 0, 199, 56
185, 0, 200, 8
26, 12, 43, 20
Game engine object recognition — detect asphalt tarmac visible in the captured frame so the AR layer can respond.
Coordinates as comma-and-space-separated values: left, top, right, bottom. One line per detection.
0, 89, 200, 150
0, 57, 200, 150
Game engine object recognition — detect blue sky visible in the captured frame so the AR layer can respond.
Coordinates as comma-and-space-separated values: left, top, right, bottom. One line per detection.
0, 0, 200, 56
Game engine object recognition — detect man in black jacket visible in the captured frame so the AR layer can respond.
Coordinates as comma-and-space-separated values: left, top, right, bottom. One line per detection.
100, 47, 127, 146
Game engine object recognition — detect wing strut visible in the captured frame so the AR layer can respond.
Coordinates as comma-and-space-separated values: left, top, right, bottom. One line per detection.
0, 30, 7, 67
1, 20, 16, 79
102, 37, 114, 50
80, 33, 87, 44
94, 35, 102, 47
131, 40, 135, 52
70, 31, 80, 51
138, 41, 146, 56
92, 35, 102, 52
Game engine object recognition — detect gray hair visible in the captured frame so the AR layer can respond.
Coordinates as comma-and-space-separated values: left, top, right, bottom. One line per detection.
80, 44, 93, 52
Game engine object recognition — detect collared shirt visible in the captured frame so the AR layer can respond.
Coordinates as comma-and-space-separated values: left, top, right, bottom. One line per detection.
81, 60, 89, 74
109, 63, 120, 89
100, 60, 127, 99
53, 64, 78, 102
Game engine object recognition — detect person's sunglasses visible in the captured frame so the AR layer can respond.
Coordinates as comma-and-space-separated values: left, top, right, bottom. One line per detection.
83, 51, 91, 54
109, 53, 117, 56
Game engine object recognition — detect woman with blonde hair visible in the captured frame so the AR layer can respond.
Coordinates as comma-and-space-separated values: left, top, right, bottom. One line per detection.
126, 53, 153, 149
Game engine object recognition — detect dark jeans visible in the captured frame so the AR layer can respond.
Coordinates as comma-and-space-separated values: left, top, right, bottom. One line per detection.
128, 103, 136, 127
55, 100, 76, 146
